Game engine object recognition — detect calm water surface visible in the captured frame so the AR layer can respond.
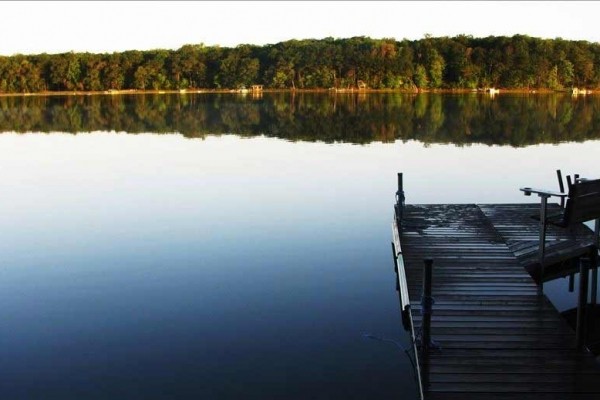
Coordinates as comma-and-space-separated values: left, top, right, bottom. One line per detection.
0, 93, 599, 399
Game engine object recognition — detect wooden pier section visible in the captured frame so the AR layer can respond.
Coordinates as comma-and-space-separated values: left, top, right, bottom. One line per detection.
394, 201, 600, 399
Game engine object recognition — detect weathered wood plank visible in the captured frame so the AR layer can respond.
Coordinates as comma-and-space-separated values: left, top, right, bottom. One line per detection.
429, 373, 600, 384
427, 381, 599, 393
427, 393, 600, 400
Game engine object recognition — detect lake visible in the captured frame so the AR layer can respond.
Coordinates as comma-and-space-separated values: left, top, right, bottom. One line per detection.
0, 93, 599, 399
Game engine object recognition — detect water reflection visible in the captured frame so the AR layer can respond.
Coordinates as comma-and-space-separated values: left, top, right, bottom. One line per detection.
1, 93, 600, 146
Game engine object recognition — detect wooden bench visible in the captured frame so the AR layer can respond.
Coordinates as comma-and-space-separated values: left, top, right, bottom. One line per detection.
520, 175, 600, 289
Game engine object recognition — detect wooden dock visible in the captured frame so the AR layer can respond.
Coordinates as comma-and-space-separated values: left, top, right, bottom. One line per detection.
393, 201, 600, 399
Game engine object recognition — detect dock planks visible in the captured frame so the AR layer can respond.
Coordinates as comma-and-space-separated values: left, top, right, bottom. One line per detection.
397, 203, 600, 399
480, 203, 596, 281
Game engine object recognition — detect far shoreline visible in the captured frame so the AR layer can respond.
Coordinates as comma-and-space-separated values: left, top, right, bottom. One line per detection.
0, 87, 595, 97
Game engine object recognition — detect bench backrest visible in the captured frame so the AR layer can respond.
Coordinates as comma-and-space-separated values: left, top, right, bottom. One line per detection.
563, 178, 600, 225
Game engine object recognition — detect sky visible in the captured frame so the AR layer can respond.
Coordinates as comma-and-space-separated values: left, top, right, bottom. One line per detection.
1, 1, 599, 56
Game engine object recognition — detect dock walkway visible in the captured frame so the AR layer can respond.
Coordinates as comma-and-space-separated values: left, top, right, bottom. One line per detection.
396, 203, 600, 399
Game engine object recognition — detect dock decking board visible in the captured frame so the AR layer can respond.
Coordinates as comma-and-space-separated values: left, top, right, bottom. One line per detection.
479, 203, 596, 280
398, 203, 600, 399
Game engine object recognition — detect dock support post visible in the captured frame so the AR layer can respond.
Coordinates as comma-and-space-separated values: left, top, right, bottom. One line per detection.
576, 258, 589, 351
595, 219, 599, 249
421, 259, 434, 353
569, 273, 575, 293
396, 173, 405, 224
592, 261, 598, 306
538, 194, 549, 294
593, 219, 600, 305
556, 169, 565, 208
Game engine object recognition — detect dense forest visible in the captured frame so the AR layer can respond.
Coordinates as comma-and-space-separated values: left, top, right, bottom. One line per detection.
1, 35, 600, 93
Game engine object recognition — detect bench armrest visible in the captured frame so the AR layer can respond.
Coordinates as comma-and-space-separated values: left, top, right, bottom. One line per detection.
520, 187, 567, 198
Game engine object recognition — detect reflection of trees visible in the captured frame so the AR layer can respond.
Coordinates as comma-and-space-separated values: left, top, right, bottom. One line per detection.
0, 93, 599, 147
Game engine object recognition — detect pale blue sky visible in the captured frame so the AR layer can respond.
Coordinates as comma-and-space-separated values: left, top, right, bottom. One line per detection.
1, 1, 599, 55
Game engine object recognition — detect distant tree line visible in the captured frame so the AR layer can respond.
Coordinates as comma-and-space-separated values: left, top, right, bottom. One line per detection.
1, 35, 600, 93
2, 93, 600, 147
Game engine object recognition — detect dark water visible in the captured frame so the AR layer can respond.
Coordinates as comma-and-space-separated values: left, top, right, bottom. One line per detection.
0, 93, 599, 399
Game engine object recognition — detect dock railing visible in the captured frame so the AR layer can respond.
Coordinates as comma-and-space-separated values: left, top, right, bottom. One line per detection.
392, 173, 425, 400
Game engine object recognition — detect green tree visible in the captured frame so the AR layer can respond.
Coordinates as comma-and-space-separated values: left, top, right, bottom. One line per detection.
428, 49, 445, 88
559, 59, 574, 87
547, 65, 560, 90
414, 64, 428, 89
216, 45, 260, 88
